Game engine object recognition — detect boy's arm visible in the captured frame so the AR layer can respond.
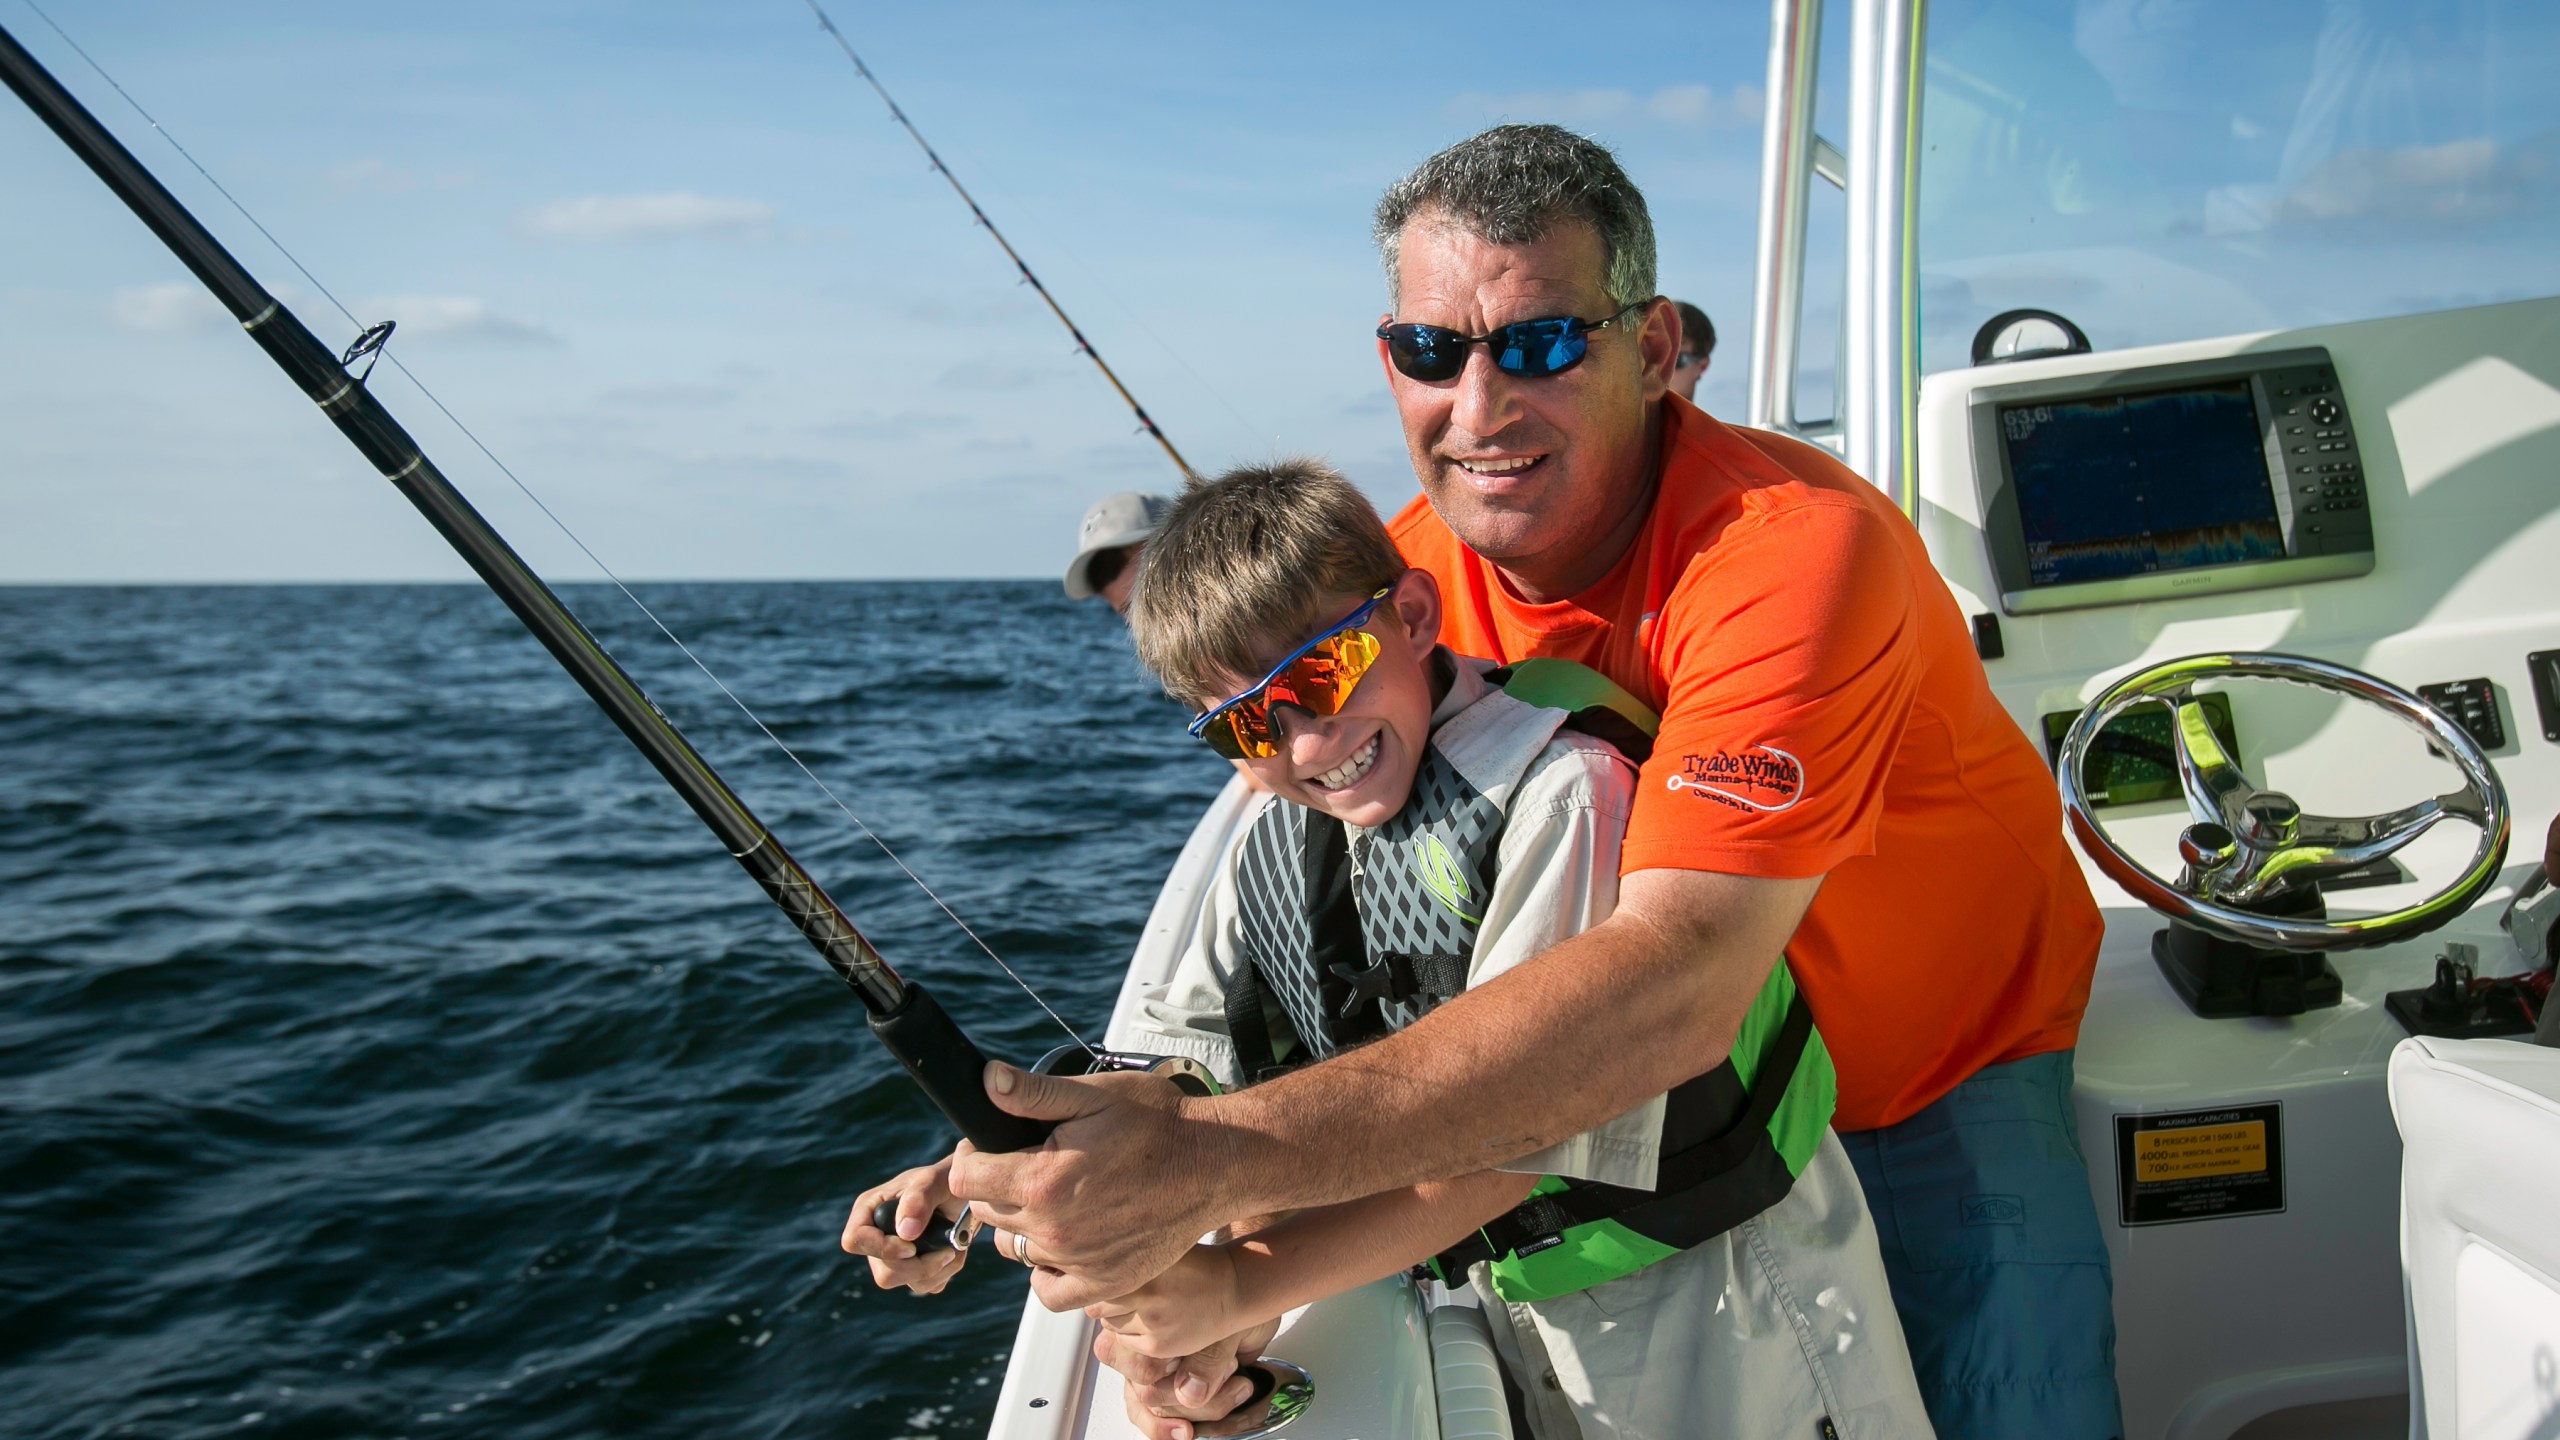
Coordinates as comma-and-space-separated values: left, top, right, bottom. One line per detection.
1467, 738, 1659, 1187
1114, 797, 1270, 1089
1089, 1168, 1538, 1360
1470, 737, 1635, 981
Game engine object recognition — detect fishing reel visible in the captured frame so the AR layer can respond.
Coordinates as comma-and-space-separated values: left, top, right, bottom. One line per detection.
871, 1045, 1220, 1253
1033, 1041, 1224, 1095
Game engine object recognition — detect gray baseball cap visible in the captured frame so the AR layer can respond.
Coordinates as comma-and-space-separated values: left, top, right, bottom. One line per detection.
1063, 490, 1174, 599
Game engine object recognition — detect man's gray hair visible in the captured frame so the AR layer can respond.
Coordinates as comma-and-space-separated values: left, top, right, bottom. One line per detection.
1372, 124, 1658, 311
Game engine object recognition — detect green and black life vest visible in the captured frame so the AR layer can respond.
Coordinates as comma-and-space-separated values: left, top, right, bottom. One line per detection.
1223, 656, 1836, 1305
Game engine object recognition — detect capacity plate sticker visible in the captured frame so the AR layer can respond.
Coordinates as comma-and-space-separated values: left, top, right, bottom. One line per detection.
2114, 1102, 2284, 1226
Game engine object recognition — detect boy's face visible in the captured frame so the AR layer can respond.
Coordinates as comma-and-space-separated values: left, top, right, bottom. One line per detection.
1208, 571, 1443, 828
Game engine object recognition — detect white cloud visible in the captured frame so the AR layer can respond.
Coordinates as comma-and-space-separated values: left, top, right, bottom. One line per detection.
2278, 137, 2544, 226
1446, 83, 1764, 131
595, 383, 737, 409
358, 294, 559, 345
327, 158, 473, 194
516, 193, 776, 243
1642, 83, 1765, 128
808, 408, 968, 441
109, 282, 227, 332
935, 363, 1056, 392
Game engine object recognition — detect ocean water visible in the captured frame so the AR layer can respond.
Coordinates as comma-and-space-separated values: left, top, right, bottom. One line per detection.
0, 581, 1226, 1440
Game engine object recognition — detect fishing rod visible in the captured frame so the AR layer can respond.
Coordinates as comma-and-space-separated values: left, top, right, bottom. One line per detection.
799, 0, 1197, 481
0, 20, 1056, 1155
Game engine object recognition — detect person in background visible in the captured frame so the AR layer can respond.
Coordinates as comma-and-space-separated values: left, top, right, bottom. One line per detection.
1067, 487, 1268, 795
1670, 299, 1715, 403
1064, 490, 1174, 614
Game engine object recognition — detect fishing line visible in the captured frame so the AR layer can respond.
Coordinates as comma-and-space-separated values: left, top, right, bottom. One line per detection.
914, 117, 1273, 449
797, 0, 1201, 480
19, 0, 1094, 1054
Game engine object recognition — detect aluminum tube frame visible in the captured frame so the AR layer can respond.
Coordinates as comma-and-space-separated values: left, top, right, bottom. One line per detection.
1747, 0, 1823, 435
1841, 0, 1927, 512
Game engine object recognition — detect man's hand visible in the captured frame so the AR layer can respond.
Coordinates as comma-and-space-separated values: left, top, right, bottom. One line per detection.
947, 1063, 1234, 1311
841, 1155, 970, 1296
1096, 1317, 1282, 1440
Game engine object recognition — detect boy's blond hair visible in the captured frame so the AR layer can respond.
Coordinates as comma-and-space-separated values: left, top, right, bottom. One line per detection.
1129, 459, 1405, 706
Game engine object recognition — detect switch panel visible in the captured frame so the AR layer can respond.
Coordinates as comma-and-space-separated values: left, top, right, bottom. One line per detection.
2418, 678, 2505, 750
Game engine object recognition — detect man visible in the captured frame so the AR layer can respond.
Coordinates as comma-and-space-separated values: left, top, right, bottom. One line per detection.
1670, 299, 1715, 402
956, 125, 2113, 1440
1065, 489, 1173, 614
1067, 486, 1271, 800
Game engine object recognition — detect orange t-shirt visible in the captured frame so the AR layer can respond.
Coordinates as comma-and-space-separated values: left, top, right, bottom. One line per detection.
1390, 397, 2102, 1130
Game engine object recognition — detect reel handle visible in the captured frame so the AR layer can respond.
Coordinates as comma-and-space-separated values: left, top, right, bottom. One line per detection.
871, 1197, 975, 1255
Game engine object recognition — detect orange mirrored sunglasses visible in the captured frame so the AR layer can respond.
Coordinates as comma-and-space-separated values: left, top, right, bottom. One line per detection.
1186, 588, 1392, 760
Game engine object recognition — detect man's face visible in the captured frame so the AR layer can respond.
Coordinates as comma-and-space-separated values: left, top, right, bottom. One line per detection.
1670, 346, 1709, 403
1099, 544, 1141, 616
1379, 215, 1677, 596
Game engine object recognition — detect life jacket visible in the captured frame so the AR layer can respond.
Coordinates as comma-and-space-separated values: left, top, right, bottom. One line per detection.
1223, 656, 1837, 1305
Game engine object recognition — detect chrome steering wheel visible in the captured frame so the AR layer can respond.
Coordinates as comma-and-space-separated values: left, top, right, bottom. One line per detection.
2058, 653, 2510, 952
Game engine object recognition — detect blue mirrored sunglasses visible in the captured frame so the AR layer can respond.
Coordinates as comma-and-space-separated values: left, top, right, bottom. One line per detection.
1376, 301, 1648, 383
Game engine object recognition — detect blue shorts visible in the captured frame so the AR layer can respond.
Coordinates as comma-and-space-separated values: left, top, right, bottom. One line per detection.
1837, 1048, 2124, 1440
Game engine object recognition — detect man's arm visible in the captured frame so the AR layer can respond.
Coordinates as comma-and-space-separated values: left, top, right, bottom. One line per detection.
951, 866, 1818, 1309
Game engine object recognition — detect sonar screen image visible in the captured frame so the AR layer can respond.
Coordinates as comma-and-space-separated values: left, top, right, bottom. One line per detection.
2004, 381, 2287, 587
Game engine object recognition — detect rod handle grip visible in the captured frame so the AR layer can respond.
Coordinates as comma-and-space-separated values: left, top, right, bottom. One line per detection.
867, 980, 1053, 1154
871, 1198, 966, 1254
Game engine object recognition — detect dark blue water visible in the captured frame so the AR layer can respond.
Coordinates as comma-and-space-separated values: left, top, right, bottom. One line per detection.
0, 582, 1224, 1440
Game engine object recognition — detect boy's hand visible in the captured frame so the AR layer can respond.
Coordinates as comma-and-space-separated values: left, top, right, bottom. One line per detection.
1096, 1317, 1283, 1440
842, 1155, 971, 1295
1086, 1242, 1249, 1360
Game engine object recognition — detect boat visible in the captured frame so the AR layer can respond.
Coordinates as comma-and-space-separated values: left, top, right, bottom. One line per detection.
984, 1, 2560, 1435
9, 3, 2553, 1435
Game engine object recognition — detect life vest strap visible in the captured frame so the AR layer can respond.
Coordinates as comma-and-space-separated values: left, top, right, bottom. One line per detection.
1326, 950, 1469, 1019
1224, 952, 1286, 1084
1430, 992, 1816, 1279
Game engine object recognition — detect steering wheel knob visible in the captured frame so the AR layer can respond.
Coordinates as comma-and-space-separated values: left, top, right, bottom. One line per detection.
2240, 792, 2301, 846
2179, 822, 2239, 875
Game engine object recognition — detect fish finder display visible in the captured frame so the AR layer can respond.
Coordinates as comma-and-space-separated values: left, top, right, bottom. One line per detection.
2000, 381, 2285, 588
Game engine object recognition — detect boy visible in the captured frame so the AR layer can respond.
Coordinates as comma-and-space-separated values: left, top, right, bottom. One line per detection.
849, 461, 1930, 1440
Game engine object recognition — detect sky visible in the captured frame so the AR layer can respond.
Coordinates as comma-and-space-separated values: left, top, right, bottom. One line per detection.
0, 1, 1778, 583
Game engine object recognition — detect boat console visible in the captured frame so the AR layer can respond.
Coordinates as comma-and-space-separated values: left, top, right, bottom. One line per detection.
1917, 296, 2560, 1438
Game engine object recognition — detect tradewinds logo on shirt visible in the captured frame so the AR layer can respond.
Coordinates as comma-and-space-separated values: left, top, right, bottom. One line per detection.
1667, 744, 1806, 813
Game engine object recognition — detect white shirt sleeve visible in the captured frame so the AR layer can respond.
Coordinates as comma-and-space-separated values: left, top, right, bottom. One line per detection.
1464, 735, 1661, 1190
1117, 821, 1253, 1089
